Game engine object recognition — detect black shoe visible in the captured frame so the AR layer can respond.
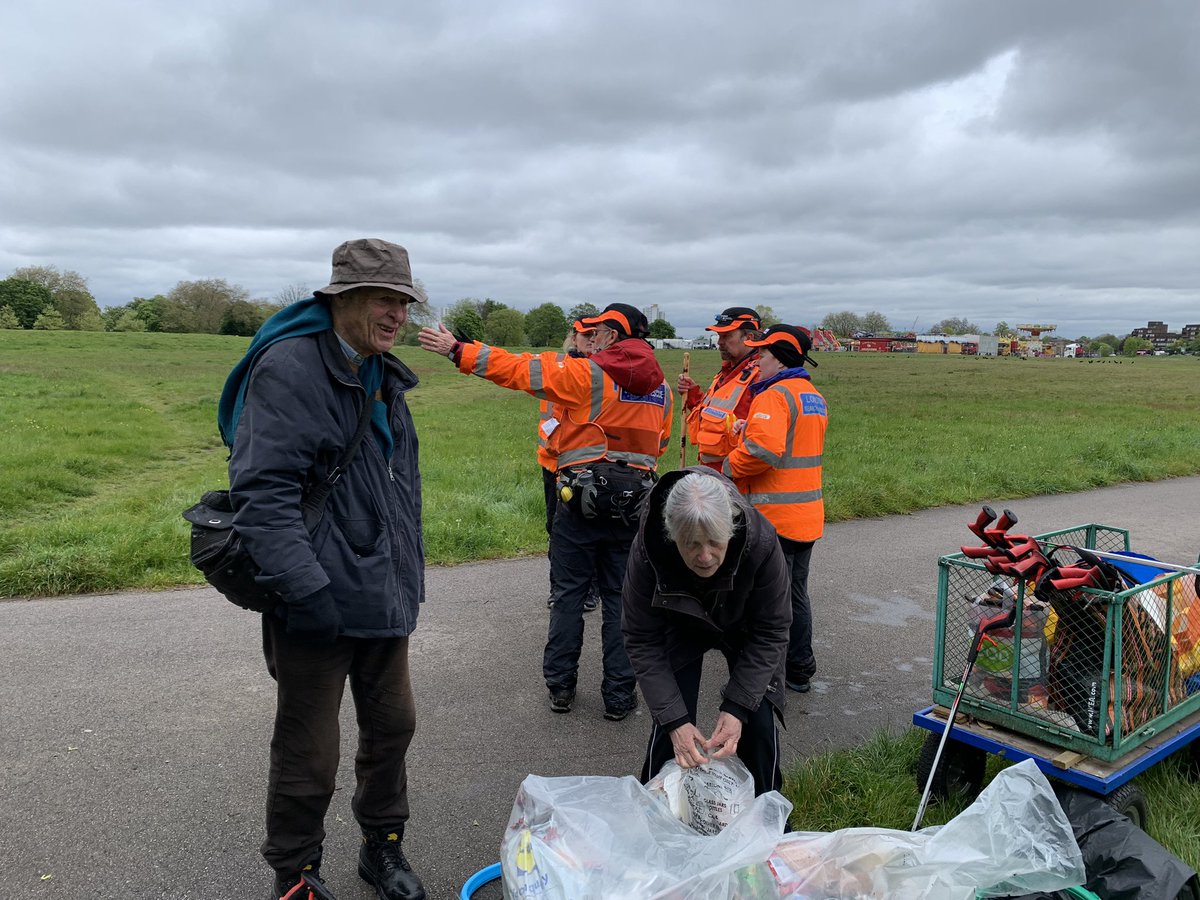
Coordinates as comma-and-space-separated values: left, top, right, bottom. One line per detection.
359, 828, 425, 900
603, 694, 638, 721
549, 688, 575, 713
786, 677, 811, 693
273, 865, 334, 900
582, 595, 599, 612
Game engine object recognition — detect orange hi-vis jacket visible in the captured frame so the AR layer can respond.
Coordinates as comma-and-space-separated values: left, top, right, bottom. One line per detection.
536, 398, 556, 471
458, 341, 672, 472
685, 352, 759, 469
723, 374, 827, 542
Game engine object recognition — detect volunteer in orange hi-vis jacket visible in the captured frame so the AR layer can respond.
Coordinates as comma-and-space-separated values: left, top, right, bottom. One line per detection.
419, 303, 672, 721
538, 319, 599, 612
722, 324, 827, 695
677, 307, 761, 470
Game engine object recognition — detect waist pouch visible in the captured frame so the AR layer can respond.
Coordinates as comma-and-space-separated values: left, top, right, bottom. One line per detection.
565, 462, 655, 525
183, 490, 280, 612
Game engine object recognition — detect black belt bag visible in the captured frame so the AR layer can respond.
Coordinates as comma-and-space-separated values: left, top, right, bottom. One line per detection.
563, 461, 654, 525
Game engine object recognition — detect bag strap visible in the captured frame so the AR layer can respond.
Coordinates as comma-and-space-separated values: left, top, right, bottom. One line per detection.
300, 390, 377, 531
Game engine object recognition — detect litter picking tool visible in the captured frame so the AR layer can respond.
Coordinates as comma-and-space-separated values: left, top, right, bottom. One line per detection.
912, 604, 1016, 831
678, 351, 691, 468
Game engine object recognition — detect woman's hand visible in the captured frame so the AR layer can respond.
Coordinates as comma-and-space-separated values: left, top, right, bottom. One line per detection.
705, 712, 742, 760
417, 323, 458, 357
669, 723, 709, 768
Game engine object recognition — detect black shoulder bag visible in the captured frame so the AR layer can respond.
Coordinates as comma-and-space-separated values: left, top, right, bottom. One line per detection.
183, 397, 376, 612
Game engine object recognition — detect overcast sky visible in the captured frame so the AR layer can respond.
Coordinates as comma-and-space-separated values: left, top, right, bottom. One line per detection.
2, 1, 1197, 338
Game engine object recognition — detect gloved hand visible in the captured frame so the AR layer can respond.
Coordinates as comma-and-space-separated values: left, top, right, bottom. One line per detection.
286, 586, 342, 645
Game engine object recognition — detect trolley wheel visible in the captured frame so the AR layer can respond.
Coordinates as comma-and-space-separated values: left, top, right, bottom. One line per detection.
1101, 781, 1149, 830
915, 732, 986, 802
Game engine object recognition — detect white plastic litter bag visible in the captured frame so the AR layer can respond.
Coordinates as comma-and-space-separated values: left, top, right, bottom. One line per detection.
763, 759, 1085, 899
645, 757, 756, 835
500, 770, 791, 899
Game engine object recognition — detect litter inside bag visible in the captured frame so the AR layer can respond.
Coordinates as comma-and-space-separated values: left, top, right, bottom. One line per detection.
646, 757, 756, 835
499, 759, 1084, 899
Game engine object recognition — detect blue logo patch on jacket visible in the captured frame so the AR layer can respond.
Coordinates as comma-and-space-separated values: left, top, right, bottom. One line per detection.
619, 384, 667, 406
802, 394, 827, 416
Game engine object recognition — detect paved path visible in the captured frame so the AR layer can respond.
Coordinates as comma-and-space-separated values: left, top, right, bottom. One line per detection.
2, 478, 1198, 899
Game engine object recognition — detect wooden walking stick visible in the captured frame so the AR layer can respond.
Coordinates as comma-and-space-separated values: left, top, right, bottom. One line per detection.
678, 351, 691, 469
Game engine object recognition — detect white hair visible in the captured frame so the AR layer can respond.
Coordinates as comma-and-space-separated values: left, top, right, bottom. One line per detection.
662, 473, 739, 547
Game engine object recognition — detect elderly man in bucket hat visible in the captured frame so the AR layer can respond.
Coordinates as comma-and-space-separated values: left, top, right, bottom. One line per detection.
677, 306, 762, 471
219, 239, 427, 900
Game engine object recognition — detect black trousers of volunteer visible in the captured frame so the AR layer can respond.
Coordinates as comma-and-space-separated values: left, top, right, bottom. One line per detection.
639, 650, 782, 797
260, 615, 416, 875
542, 466, 559, 598
544, 500, 637, 709
780, 538, 816, 684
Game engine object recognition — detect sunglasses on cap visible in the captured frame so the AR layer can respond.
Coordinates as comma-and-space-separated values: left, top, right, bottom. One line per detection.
713, 313, 760, 328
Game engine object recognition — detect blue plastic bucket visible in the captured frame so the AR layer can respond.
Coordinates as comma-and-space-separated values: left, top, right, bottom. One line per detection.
460, 862, 502, 899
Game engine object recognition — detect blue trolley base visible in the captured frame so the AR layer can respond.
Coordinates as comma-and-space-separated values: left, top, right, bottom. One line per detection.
913, 704, 1200, 796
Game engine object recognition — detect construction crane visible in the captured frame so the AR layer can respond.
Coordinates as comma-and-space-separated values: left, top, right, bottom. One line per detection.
1017, 324, 1056, 338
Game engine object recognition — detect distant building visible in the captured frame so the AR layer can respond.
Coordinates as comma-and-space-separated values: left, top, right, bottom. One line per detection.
643, 303, 665, 323
1181, 323, 1200, 342
1130, 319, 1180, 351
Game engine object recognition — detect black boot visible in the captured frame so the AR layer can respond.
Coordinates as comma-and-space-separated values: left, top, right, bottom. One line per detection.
358, 827, 426, 900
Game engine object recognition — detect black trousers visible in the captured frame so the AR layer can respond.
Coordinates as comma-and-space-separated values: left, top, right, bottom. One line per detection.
780, 538, 816, 682
542, 466, 559, 598
544, 501, 637, 708
639, 651, 783, 797
260, 615, 416, 875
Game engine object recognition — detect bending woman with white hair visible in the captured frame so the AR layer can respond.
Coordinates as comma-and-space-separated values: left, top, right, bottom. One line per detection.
622, 466, 791, 797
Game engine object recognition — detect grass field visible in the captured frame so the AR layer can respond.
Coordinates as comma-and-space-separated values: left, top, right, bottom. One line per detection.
3, 329, 1197, 869
2, 330, 1199, 597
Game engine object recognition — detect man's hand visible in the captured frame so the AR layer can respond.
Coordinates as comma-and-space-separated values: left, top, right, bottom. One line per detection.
417, 323, 458, 357
286, 587, 342, 645
669, 723, 709, 768
705, 712, 743, 760
676, 373, 699, 394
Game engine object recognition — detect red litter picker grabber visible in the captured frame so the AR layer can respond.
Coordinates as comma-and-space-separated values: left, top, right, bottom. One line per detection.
912, 603, 1016, 831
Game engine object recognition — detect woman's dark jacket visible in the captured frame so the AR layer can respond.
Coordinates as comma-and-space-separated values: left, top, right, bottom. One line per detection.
228, 329, 424, 637
622, 466, 791, 729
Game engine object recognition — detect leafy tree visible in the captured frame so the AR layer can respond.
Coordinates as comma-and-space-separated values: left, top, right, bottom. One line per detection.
33, 306, 66, 330
0, 306, 19, 329
993, 321, 1015, 337
274, 282, 311, 306
11, 264, 88, 296
1122, 336, 1153, 357
932, 317, 979, 335
524, 303, 568, 347
1093, 333, 1120, 351
754, 304, 780, 328
648, 319, 677, 339
820, 311, 862, 337
860, 311, 891, 334
445, 300, 484, 341
75, 308, 106, 331
484, 307, 525, 346
168, 278, 249, 333
479, 299, 508, 322
1187, 337, 1200, 354
0, 278, 54, 328
1088, 340, 1113, 357
113, 309, 147, 332
221, 300, 268, 336
567, 302, 600, 322
53, 288, 102, 329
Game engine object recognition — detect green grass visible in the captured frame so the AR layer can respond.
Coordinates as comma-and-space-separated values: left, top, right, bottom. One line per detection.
1, 331, 1198, 597
783, 728, 1200, 871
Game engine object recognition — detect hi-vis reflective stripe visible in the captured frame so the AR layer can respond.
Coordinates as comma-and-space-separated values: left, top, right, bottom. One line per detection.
608, 450, 656, 468
701, 384, 747, 417
558, 444, 608, 467
529, 358, 545, 398
472, 345, 491, 376
699, 452, 724, 463
743, 439, 822, 469
588, 362, 605, 419
747, 489, 823, 505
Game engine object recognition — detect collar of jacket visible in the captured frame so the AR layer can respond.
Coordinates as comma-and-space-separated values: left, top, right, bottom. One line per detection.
749, 366, 811, 396
316, 329, 420, 394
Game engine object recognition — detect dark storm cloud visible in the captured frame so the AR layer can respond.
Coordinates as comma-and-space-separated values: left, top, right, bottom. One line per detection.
0, 0, 1197, 337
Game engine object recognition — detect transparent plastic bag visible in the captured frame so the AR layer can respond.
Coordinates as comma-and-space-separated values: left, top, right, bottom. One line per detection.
500, 769, 791, 899
646, 757, 756, 835
763, 760, 1085, 899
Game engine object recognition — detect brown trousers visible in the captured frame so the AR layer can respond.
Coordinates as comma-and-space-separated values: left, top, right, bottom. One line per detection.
260, 615, 416, 875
